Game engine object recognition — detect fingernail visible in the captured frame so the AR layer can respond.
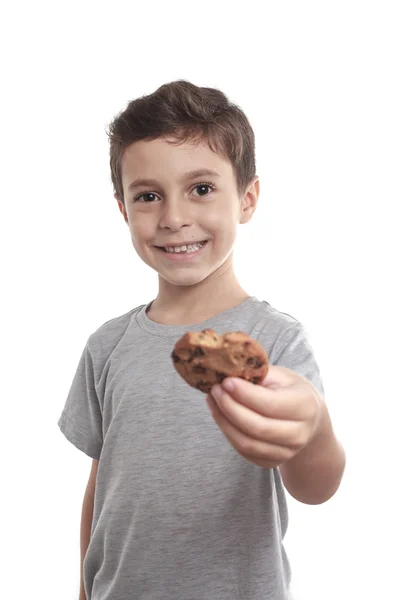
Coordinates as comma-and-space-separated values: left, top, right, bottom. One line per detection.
211, 384, 222, 401
222, 378, 235, 393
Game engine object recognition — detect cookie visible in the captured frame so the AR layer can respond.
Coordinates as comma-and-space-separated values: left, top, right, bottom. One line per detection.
171, 329, 269, 393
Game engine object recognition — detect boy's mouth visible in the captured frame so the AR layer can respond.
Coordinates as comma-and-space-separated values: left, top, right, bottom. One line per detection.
155, 240, 207, 254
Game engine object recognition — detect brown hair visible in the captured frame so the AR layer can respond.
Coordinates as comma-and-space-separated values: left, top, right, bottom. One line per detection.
106, 80, 256, 204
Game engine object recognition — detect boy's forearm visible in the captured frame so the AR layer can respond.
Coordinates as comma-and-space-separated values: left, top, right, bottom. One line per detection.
79, 488, 95, 600
279, 402, 346, 505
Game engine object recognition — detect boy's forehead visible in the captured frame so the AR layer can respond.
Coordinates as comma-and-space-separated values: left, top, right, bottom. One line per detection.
121, 137, 234, 186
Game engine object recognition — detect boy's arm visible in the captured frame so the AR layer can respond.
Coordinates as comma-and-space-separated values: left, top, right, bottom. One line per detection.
79, 459, 99, 600
279, 400, 346, 504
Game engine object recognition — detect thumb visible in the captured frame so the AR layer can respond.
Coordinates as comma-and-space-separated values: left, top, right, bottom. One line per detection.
261, 365, 299, 389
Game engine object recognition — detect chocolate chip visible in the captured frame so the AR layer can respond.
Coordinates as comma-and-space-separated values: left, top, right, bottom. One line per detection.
171, 351, 180, 363
193, 365, 207, 374
246, 356, 264, 368
216, 372, 226, 383
193, 347, 205, 357
251, 376, 262, 384
195, 380, 209, 391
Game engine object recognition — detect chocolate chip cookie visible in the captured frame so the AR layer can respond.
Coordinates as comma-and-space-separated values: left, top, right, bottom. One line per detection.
171, 329, 269, 393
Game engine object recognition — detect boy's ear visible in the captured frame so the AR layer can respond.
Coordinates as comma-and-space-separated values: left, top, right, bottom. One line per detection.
115, 193, 129, 225
239, 177, 260, 224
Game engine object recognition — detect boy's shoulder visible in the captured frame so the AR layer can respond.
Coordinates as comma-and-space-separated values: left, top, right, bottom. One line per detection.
245, 298, 301, 339
247, 299, 309, 364
254, 299, 299, 327
87, 304, 145, 356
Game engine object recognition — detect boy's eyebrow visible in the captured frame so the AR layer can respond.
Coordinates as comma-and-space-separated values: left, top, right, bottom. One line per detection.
127, 169, 221, 191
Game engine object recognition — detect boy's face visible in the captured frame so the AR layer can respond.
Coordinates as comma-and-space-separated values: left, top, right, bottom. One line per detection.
117, 137, 259, 288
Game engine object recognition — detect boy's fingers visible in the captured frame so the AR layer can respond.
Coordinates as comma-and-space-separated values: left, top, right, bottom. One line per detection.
206, 393, 293, 460
219, 376, 305, 421
261, 365, 304, 388
209, 388, 302, 446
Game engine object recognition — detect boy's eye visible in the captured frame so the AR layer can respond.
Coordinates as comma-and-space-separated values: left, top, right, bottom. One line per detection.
192, 183, 214, 197
135, 192, 158, 203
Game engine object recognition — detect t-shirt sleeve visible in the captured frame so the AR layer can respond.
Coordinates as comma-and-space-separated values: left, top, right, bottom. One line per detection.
266, 322, 325, 398
57, 340, 103, 460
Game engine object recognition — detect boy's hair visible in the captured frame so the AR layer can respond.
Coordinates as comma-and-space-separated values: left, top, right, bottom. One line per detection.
107, 80, 256, 204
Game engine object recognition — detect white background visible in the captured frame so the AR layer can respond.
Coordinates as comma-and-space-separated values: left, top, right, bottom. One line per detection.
1, 1, 399, 599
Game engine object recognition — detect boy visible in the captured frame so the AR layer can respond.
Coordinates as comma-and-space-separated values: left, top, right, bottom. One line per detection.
58, 80, 346, 600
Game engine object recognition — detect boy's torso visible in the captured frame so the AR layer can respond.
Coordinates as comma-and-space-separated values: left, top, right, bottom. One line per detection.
79, 297, 309, 599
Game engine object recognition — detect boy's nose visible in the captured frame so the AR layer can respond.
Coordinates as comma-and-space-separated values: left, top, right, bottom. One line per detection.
158, 200, 192, 230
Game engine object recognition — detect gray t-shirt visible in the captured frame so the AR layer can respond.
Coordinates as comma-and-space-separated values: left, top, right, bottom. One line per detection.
58, 297, 324, 600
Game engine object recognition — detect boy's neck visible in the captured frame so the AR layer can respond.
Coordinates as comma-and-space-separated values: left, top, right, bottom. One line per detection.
147, 267, 250, 326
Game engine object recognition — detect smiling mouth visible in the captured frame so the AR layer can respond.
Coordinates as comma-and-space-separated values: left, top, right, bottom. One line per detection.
156, 241, 207, 254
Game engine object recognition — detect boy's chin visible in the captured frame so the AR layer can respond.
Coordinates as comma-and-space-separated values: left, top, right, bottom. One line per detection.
158, 270, 214, 288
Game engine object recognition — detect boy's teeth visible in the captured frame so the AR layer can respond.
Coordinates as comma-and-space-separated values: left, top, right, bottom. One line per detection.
164, 242, 205, 253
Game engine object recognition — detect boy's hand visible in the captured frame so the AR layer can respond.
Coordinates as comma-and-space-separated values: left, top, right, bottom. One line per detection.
206, 366, 324, 468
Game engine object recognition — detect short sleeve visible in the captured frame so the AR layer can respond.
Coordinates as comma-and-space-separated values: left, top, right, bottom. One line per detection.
267, 322, 325, 398
57, 341, 103, 459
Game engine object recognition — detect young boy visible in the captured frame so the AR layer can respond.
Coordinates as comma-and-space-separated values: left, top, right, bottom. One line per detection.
58, 80, 346, 600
